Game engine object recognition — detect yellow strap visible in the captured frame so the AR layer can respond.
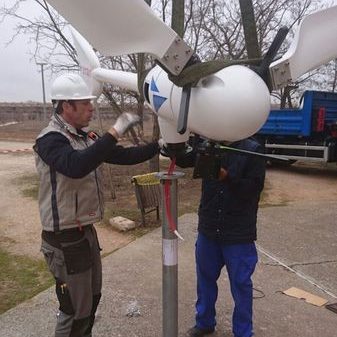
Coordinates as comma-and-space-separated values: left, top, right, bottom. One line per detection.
132, 172, 160, 185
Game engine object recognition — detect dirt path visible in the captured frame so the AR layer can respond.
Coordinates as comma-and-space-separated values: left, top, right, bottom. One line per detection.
0, 141, 133, 259
0, 151, 41, 258
264, 163, 337, 205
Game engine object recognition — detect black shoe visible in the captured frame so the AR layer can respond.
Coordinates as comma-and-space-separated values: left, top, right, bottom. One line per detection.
186, 326, 215, 337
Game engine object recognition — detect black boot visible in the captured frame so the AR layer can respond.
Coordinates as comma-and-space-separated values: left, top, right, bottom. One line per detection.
186, 326, 215, 337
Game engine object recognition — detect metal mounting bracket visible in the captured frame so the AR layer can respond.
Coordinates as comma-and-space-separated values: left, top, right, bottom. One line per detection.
158, 37, 193, 76
270, 61, 292, 90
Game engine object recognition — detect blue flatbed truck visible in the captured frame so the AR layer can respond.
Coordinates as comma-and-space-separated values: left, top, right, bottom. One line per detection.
257, 90, 337, 164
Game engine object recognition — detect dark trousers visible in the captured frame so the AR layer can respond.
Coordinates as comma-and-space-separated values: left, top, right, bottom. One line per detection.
195, 233, 258, 337
41, 225, 102, 337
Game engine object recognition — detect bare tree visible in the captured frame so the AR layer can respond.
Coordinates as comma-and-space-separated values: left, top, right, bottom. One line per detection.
1, 0, 76, 71
182, 0, 331, 107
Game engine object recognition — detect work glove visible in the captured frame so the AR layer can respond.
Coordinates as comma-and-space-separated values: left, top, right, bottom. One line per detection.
158, 138, 170, 157
113, 112, 140, 137
158, 138, 166, 149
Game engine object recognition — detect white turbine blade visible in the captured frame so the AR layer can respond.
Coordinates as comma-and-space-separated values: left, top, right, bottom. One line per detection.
47, 0, 192, 75
71, 27, 139, 93
92, 68, 139, 93
71, 27, 102, 96
270, 5, 337, 89
71, 27, 100, 72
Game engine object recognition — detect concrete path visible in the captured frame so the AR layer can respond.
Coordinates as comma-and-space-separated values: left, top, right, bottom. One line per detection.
1, 205, 337, 337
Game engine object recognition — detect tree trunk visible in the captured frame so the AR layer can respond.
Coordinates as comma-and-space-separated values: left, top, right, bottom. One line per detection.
239, 0, 260, 59
149, 114, 161, 172
333, 60, 337, 92
137, 53, 145, 137
171, 0, 185, 37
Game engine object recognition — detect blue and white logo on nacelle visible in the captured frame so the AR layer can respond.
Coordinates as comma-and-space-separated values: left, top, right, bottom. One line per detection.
150, 77, 167, 113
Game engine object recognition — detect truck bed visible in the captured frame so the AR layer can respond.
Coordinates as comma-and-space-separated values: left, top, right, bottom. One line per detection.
258, 90, 337, 137
257, 90, 337, 163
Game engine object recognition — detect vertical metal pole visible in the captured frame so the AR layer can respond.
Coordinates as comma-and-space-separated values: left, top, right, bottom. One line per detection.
158, 171, 184, 337
37, 62, 47, 121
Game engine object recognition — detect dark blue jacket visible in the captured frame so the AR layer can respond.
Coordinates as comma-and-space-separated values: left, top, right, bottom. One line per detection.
176, 138, 265, 244
35, 131, 159, 178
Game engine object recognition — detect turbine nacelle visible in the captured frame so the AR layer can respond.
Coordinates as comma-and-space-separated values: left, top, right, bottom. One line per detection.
143, 65, 270, 143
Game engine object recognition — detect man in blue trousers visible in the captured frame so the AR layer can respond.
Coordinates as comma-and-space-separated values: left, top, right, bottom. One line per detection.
176, 137, 265, 337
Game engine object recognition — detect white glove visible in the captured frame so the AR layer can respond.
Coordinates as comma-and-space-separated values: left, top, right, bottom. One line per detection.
113, 112, 140, 136
158, 138, 171, 157
158, 138, 166, 149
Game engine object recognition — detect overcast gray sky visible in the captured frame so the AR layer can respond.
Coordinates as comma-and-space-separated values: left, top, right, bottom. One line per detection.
1, 0, 337, 103
0, 0, 52, 103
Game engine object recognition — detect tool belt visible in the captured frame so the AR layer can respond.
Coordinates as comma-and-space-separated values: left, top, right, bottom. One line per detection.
41, 224, 93, 248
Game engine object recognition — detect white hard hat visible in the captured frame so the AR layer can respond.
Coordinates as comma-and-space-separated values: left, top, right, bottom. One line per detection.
50, 73, 96, 101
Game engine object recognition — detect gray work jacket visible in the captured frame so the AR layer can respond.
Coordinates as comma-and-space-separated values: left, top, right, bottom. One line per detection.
35, 115, 104, 232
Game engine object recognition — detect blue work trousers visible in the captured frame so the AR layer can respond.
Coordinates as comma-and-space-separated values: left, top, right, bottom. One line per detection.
195, 233, 258, 337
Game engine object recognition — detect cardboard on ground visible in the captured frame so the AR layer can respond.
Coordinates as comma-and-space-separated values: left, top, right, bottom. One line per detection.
283, 287, 328, 307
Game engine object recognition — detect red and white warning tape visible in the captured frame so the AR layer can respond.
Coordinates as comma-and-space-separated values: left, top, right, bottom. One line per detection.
0, 148, 33, 154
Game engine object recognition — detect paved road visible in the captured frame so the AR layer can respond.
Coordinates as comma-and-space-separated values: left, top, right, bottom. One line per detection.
258, 201, 337, 297
1, 206, 337, 337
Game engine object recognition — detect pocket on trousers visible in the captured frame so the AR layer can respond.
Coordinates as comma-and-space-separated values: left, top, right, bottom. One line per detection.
41, 245, 54, 264
41, 245, 57, 275
55, 278, 74, 315
41, 245, 64, 279
62, 238, 92, 275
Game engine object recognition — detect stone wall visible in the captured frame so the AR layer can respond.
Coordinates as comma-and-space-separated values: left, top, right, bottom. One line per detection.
0, 103, 117, 123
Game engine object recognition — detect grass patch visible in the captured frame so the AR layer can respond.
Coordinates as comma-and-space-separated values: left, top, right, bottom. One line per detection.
13, 173, 39, 200
0, 248, 53, 314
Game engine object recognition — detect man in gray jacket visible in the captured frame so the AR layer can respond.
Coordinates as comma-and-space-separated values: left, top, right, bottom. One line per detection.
34, 73, 160, 337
